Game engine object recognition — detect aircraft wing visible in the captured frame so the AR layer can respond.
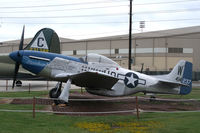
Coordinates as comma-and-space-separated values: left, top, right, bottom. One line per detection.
55, 71, 119, 89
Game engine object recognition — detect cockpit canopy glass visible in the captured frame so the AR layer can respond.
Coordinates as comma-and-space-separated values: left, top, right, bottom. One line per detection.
80, 53, 119, 66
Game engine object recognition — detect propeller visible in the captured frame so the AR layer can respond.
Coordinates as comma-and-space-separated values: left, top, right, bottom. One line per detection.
12, 26, 25, 89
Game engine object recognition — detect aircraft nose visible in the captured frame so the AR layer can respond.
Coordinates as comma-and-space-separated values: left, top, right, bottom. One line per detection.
9, 50, 23, 63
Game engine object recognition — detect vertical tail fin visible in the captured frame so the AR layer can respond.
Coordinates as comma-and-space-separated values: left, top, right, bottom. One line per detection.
167, 60, 192, 95
24, 28, 60, 53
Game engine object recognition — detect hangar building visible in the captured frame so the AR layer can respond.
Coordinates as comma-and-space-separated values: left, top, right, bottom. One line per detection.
1, 26, 200, 78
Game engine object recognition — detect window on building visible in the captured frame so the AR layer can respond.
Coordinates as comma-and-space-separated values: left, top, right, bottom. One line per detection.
168, 48, 183, 53
115, 48, 119, 54
73, 50, 77, 55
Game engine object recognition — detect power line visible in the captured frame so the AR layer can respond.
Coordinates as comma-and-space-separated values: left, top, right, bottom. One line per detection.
1, 18, 200, 25
134, 0, 200, 5
0, 0, 128, 4
0, 13, 128, 19
0, 21, 129, 24
0, 0, 128, 9
0, 4, 129, 13
145, 18, 200, 22
0, 0, 199, 9
0, 0, 55, 4
134, 8, 200, 14
1, 7, 200, 19
62, 30, 130, 38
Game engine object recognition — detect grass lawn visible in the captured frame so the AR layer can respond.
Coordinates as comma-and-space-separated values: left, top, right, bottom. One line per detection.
134, 88, 200, 100
0, 89, 86, 98
155, 88, 200, 99
0, 88, 200, 133
0, 111, 200, 133
0, 104, 45, 110
1, 87, 200, 99
0, 91, 49, 98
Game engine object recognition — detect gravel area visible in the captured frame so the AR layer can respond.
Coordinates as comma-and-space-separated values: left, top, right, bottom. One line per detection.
9, 92, 200, 116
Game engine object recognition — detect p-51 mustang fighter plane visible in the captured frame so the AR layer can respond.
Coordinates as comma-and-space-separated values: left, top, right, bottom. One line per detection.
8, 27, 192, 105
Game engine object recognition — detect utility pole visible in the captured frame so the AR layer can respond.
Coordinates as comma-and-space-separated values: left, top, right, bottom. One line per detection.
128, 0, 133, 70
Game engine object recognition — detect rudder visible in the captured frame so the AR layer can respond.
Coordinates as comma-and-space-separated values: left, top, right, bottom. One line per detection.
24, 28, 60, 53
167, 60, 192, 95
180, 61, 192, 95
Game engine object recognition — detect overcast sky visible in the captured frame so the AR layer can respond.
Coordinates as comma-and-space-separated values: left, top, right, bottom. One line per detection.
0, 0, 200, 42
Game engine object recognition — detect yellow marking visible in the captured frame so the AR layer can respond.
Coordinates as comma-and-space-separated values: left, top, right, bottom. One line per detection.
29, 47, 49, 52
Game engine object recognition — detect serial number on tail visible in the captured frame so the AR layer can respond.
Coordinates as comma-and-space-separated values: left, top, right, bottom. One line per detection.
182, 78, 192, 85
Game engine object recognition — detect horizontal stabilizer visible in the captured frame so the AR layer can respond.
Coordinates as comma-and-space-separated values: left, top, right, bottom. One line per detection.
158, 79, 190, 87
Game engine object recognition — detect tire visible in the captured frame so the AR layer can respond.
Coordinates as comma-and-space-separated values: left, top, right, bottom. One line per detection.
49, 88, 65, 105
49, 88, 61, 98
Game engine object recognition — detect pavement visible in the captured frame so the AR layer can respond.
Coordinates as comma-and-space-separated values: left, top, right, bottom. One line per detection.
191, 81, 200, 87
0, 80, 80, 92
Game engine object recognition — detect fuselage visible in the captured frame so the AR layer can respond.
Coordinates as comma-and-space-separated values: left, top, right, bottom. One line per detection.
9, 50, 181, 96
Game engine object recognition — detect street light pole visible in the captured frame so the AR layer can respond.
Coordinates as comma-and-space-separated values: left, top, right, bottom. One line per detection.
128, 0, 133, 70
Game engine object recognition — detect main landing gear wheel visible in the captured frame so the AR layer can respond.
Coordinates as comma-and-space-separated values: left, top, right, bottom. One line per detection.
49, 82, 66, 105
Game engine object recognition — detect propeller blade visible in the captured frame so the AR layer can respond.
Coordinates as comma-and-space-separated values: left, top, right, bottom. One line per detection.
19, 25, 25, 50
12, 78, 16, 89
12, 62, 20, 89
12, 26, 25, 89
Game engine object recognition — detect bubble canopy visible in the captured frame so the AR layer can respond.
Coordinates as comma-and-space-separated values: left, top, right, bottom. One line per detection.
80, 53, 119, 66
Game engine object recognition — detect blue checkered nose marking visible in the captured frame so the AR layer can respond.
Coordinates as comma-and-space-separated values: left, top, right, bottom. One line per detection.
124, 72, 139, 88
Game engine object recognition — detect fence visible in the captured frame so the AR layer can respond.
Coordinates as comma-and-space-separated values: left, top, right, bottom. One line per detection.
1, 96, 200, 119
